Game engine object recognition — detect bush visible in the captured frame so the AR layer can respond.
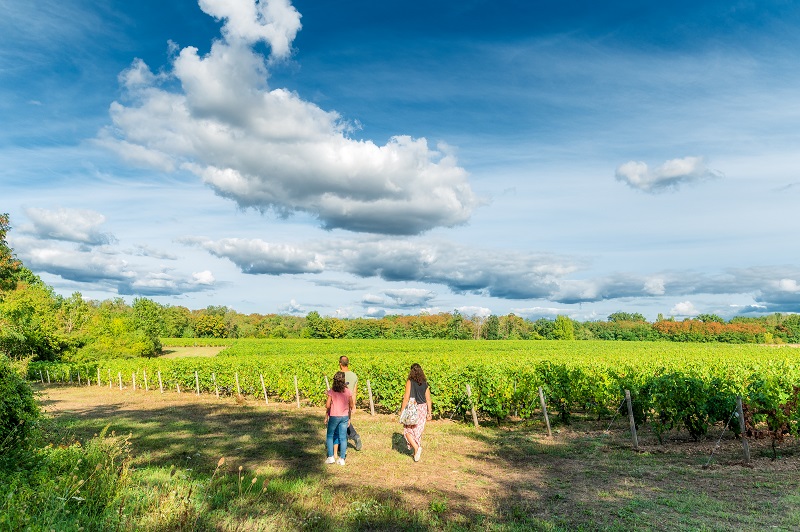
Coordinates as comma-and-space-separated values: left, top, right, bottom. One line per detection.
0, 355, 40, 447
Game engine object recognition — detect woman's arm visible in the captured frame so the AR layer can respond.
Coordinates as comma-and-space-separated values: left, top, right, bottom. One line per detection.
325, 393, 332, 424
400, 379, 411, 413
425, 386, 433, 420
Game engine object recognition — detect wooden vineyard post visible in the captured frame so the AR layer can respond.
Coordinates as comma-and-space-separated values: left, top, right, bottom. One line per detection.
195, 371, 200, 395
736, 396, 751, 464
235, 373, 241, 396
39, 370, 44, 384
294, 375, 300, 408
143, 370, 149, 391
46, 370, 50, 384
367, 379, 375, 416
213, 372, 219, 399
118, 372, 123, 391
466, 384, 479, 429
538, 387, 552, 438
325, 376, 330, 391
176, 382, 181, 394
625, 390, 639, 451
260, 374, 268, 405
132, 373, 136, 391
68, 369, 72, 384
158, 371, 164, 394
77, 371, 82, 386
97, 368, 101, 387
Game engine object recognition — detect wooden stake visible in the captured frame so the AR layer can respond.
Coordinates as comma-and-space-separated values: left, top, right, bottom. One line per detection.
46, 370, 50, 384
77, 371, 81, 385
97, 367, 101, 387
143, 370, 149, 391
625, 389, 639, 451
235, 372, 241, 396
325, 375, 330, 391
132, 372, 136, 391
176, 382, 181, 394
294, 375, 300, 407
466, 384, 479, 428
538, 387, 552, 438
736, 396, 751, 464
260, 374, 268, 405
39, 370, 44, 384
158, 370, 163, 394
195, 371, 200, 395
367, 379, 375, 416
213, 372, 219, 399
118, 372, 122, 391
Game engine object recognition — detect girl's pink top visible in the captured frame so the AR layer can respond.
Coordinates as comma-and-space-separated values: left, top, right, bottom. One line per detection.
327, 388, 352, 417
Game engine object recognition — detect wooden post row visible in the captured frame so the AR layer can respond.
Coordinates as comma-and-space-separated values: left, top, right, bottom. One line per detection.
736, 396, 751, 464
260, 374, 268, 405
294, 375, 300, 408
466, 383, 479, 429
538, 386, 552, 438
625, 389, 639, 451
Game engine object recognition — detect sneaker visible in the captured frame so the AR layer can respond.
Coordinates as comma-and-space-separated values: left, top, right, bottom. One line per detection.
336, 458, 346, 466
414, 447, 422, 462
325, 456, 335, 464
354, 435, 363, 451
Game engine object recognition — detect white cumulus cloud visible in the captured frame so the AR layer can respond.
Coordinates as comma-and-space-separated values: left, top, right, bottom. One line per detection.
24, 207, 116, 245
670, 300, 699, 317
100, 0, 479, 235
615, 156, 721, 193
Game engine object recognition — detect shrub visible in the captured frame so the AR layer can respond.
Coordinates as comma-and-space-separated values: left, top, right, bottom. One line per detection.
0, 355, 40, 447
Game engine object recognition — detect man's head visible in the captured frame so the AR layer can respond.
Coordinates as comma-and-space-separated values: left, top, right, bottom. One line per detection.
339, 355, 349, 368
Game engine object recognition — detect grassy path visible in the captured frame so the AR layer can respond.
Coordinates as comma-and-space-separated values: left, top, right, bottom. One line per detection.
38, 384, 800, 531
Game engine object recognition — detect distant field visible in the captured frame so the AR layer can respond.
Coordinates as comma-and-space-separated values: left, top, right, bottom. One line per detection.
159, 345, 227, 358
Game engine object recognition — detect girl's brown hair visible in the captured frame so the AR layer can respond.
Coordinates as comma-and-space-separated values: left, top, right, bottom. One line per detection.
332, 371, 346, 393
408, 363, 426, 385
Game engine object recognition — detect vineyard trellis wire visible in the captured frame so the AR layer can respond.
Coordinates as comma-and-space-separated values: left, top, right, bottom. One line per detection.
27, 339, 800, 451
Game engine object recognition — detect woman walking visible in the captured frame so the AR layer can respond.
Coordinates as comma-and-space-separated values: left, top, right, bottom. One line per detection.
325, 371, 354, 465
400, 363, 432, 462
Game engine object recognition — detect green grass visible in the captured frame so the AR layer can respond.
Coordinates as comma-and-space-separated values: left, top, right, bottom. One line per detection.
11, 384, 800, 531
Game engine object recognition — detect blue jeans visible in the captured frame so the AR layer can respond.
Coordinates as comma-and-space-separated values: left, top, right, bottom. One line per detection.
326, 416, 349, 459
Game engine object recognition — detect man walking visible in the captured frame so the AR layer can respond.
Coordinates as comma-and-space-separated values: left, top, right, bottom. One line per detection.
339, 356, 363, 451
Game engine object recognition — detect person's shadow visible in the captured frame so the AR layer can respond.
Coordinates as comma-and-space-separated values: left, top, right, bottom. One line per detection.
391, 432, 413, 457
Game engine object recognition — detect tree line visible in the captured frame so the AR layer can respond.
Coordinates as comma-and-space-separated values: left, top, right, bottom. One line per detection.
1, 213, 799, 364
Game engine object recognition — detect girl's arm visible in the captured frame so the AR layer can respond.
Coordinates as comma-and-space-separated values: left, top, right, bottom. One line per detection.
425, 386, 433, 420
400, 379, 411, 413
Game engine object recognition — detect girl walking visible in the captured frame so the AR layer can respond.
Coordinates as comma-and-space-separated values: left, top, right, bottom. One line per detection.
400, 363, 432, 462
325, 371, 354, 465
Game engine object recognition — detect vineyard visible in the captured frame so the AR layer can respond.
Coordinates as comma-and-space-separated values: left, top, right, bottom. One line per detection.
30, 339, 800, 447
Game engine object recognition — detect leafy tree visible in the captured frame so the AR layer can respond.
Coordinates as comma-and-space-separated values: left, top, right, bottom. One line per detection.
696, 313, 724, 323
608, 312, 647, 323
0, 282, 63, 360
131, 297, 164, 352
0, 213, 22, 292
553, 315, 575, 340
483, 315, 500, 340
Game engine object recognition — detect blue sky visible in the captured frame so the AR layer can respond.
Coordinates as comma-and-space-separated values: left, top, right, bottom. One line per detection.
2, 0, 799, 321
